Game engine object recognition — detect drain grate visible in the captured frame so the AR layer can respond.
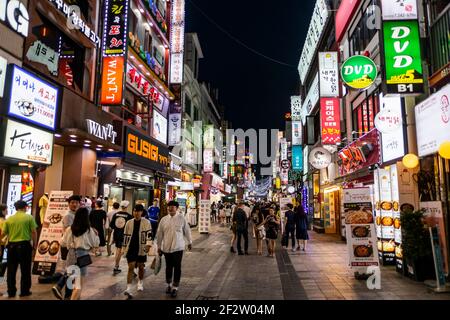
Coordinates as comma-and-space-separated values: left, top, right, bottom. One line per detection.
196, 295, 219, 300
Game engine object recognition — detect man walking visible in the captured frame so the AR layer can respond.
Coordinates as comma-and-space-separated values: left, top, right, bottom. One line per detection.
233, 202, 249, 255
110, 201, 133, 274
0, 200, 37, 298
106, 202, 120, 256
122, 204, 152, 298
147, 200, 160, 239
157, 201, 192, 298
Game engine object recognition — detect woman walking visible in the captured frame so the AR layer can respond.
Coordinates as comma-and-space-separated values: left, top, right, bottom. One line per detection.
264, 206, 280, 257
294, 204, 309, 251
253, 207, 265, 255
225, 204, 232, 225
61, 207, 100, 300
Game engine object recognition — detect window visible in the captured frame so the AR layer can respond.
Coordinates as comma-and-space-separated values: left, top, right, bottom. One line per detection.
193, 107, 199, 121
430, 3, 450, 73
144, 29, 153, 53
185, 95, 192, 117
129, 10, 138, 36
349, 0, 378, 56
352, 91, 380, 136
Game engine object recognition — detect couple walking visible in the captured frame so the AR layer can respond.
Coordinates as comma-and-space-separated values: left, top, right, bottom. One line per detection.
283, 203, 309, 252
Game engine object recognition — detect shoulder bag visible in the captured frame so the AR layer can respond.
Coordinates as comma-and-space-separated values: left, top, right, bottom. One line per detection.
72, 233, 92, 268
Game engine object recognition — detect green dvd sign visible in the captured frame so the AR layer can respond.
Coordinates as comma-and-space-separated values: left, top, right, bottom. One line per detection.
383, 20, 424, 95
341, 55, 378, 90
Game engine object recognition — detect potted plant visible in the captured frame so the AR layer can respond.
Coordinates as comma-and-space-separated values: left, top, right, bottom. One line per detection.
400, 209, 435, 281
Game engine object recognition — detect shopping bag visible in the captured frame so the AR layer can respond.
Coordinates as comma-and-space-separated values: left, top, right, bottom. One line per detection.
151, 255, 163, 275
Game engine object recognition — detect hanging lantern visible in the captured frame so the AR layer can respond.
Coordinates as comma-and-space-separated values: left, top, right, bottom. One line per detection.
402, 154, 419, 169
438, 141, 450, 160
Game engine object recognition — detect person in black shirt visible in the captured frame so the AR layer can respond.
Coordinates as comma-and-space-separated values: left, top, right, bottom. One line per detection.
110, 201, 133, 274
283, 204, 296, 252
89, 201, 107, 256
233, 202, 249, 255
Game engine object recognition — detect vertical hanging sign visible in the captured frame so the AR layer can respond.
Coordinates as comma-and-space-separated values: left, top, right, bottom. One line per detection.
169, 0, 185, 84
318, 52, 339, 97
321, 98, 341, 144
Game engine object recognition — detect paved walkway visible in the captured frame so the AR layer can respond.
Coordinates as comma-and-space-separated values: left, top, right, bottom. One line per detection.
1, 224, 449, 300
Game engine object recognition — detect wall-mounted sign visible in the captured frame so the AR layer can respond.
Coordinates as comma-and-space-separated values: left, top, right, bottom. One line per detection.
0, 0, 29, 37
2, 119, 54, 165
415, 83, 450, 157
0, 55, 7, 97
298, 0, 329, 84
5, 65, 59, 131
338, 129, 380, 176
341, 55, 377, 90
383, 20, 423, 95
152, 110, 168, 144
335, 0, 361, 43
292, 121, 303, 145
48, 0, 100, 47
168, 113, 182, 146
102, 0, 129, 56
26, 40, 59, 75
301, 73, 320, 123
124, 127, 169, 172
291, 96, 302, 121
381, 0, 417, 21
85, 119, 118, 144
203, 125, 214, 149
319, 52, 339, 97
100, 56, 125, 105
280, 138, 288, 161
203, 149, 213, 173
292, 145, 303, 171
320, 98, 341, 144
169, 0, 185, 84
309, 147, 331, 169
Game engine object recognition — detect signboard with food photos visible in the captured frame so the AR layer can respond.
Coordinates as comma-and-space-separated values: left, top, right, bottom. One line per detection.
33, 190, 73, 276
344, 188, 379, 269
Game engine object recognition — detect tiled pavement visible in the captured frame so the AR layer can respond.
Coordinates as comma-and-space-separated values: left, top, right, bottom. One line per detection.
1, 224, 450, 300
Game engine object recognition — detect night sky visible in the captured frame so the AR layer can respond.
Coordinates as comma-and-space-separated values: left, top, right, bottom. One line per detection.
185, 0, 315, 131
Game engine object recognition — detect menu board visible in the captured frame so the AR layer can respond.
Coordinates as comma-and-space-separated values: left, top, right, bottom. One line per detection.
199, 200, 211, 234
33, 191, 73, 276
344, 188, 379, 270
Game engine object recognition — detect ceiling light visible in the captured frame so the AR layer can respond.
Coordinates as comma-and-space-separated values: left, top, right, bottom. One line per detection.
97, 145, 103, 148
96, 148, 101, 151
18, 162, 28, 167
55, 133, 62, 138
108, 149, 114, 152
69, 135, 77, 138
139, 8, 144, 13
70, 139, 77, 143
84, 144, 90, 147
84, 140, 91, 143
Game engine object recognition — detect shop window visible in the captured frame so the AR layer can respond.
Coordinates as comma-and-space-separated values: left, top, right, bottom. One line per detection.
351, 91, 380, 136
349, 0, 378, 56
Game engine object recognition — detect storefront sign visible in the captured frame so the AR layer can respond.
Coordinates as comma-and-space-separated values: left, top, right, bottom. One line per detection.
3, 119, 54, 165
320, 98, 341, 144
152, 110, 167, 144
126, 63, 152, 95
341, 55, 377, 90
100, 56, 125, 105
291, 96, 302, 121
381, 0, 417, 20
378, 94, 406, 163
0, 0, 29, 37
301, 73, 319, 123
124, 127, 169, 172
415, 83, 450, 157
203, 149, 213, 173
5, 65, 59, 131
102, 0, 129, 56
0, 55, 7, 97
309, 147, 331, 169
169, 0, 185, 84
168, 112, 182, 146
292, 121, 303, 145
338, 129, 380, 176
383, 20, 424, 95
85, 119, 118, 144
319, 52, 339, 97
298, 0, 329, 84
26, 40, 59, 75
292, 145, 303, 171
335, 0, 361, 43
33, 190, 73, 276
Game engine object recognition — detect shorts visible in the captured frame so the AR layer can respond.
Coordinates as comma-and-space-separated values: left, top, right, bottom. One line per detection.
126, 254, 147, 264
114, 237, 124, 248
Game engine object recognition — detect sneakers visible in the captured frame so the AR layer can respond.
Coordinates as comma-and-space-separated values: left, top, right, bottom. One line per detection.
137, 281, 144, 292
52, 286, 63, 300
124, 285, 133, 299
171, 287, 178, 298
166, 284, 172, 294
19, 291, 32, 297
113, 267, 122, 275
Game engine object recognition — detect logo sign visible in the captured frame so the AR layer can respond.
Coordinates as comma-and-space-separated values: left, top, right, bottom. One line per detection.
3, 119, 54, 165
169, 0, 185, 84
381, 0, 417, 21
415, 83, 450, 157
281, 160, 291, 170
292, 121, 303, 145
309, 147, 331, 169
85, 119, 118, 144
0, 0, 29, 37
341, 55, 378, 90
298, 0, 329, 84
6, 65, 59, 131
203, 149, 213, 173
320, 98, 341, 144
100, 56, 125, 105
26, 40, 59, 75
152, 110, 168, 145
383, 20, 424, 95
291, 96, 302, 121
292, 145, 303, 171
102, 0, 129, 56
319, 52, 339, 97
168, 113, 182, 146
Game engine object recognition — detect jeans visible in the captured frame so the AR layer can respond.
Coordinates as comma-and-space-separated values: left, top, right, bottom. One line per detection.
6, 241, 32, 296
285, 228, 296, 248
164, 251, 184, 287
237, 229, 248, 253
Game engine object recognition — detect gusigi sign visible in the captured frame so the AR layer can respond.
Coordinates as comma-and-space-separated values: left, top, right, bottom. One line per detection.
100, 56, 124, 105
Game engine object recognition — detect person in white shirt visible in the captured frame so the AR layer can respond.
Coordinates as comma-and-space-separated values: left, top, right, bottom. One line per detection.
156, 200, 192, 298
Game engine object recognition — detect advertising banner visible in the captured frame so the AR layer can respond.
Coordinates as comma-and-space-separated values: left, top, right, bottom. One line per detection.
381, 0, 418, 20
318, 52, 339, 97
169, 0, 185, 84
199, 199, 211, 234
100, 56, 125, 105
168, 113, 182, 146
292, 145, 303, 171
383, 20, 424, 95
291, 96, 302, 121
203, 149, 214, 173
343, 188, 379, 269
33, 191, 73, 276
152, 110, 168, 144
320, 98, 341, 144
102, 0, 129, 56
292, 121, 303, 145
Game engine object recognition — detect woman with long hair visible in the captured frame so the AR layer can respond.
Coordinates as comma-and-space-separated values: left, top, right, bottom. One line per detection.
61, 207, 99, 300
294, 204, 309, 251
263, 206, 280, 257
253, 206, 265, 255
